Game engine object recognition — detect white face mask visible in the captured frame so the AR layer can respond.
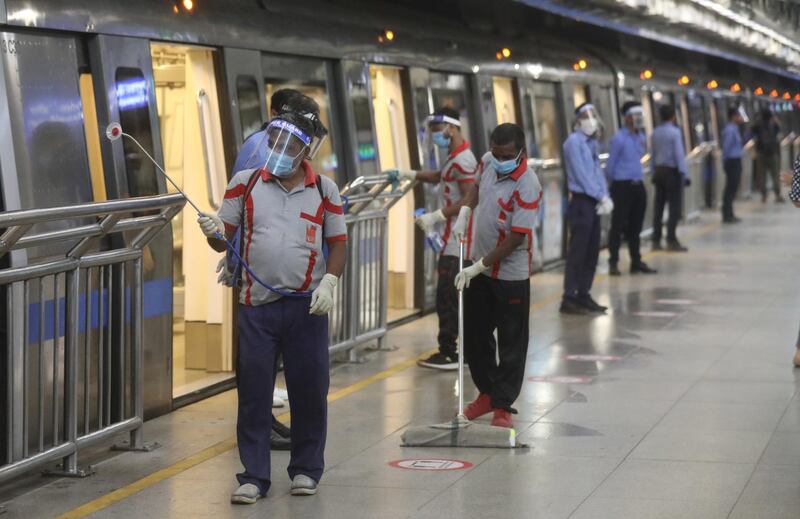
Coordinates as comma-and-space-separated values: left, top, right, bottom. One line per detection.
579, 117, 599, 136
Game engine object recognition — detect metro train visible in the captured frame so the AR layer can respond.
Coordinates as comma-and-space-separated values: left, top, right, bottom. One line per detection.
0, 0, 798, 422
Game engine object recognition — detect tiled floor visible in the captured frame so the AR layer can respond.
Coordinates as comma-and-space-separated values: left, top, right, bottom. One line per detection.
3, 200, 800, 518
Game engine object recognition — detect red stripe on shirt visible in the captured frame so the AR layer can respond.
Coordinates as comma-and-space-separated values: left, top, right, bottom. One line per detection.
244, 193, 255, 305
224, 184, 246, 199
491, 228, 506, 278
322, 197, 344, 214
511, 226, 534, 274
299, 249, 318, 292
514, 189, 542, 209
325, 234, 347, 243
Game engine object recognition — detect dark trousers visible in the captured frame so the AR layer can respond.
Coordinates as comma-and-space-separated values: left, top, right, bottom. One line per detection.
436, 254, 471, 356
236, 298, 329, 495
722, 158, 742, 220
608, 180, 647, 266
652, 166, 683, 243
563, 194, 601, 300
463, 274, 530, 410
755, 152, 780, 199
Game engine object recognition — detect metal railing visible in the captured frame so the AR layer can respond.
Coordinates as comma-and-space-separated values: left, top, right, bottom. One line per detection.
328, 174, 413, 358
0, 194, 184, 483
781, 132, 797, 174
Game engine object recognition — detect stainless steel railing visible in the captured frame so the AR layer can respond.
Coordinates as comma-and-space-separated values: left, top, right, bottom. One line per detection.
328, 174, 414, 358
0, 193, 184, 483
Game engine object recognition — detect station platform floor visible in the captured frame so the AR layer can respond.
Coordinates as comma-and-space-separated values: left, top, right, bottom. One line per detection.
4, 200, 800, 519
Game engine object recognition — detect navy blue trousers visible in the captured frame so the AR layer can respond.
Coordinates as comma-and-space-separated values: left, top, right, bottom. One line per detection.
236, 298, 329, 495
563, 194, 601, 300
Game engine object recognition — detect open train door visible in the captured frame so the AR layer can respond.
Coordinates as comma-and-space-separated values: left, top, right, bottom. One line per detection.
88, 35, 173, 417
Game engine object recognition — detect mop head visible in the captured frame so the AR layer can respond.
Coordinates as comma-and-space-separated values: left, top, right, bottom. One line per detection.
401, 417, 517, 448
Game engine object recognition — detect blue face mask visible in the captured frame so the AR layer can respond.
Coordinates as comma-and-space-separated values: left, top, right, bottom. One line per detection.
266, 152, 297, 178
432, 131, 451, 149
490, 152, 521, 175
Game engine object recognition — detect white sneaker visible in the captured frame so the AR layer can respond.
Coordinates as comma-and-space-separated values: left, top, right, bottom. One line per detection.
231, 483, 261, 504
291, 474, 318, 496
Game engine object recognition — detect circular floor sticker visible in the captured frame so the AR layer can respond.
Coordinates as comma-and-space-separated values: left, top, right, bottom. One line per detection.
529, 375, 593, 384
565, 354, 621, 362
388, 458, 473, 471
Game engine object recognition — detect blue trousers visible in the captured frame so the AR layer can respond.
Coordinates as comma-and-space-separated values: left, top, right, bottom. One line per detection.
563, 193, 601, 299
236, 298, 329, 495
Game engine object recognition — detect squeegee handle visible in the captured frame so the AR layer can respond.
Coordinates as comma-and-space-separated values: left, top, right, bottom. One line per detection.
457, 239, 466, 418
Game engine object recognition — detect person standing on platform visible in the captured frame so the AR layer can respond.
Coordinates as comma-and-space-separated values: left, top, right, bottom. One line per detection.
560, 102, 614, 315
448, 122, 542, 429
721, 106, 746, 223
752, 107, 784, 204
607, 101, 657, 277
397, 107, 477, 371
651, 104, 689, 252
199, 110, 347, 504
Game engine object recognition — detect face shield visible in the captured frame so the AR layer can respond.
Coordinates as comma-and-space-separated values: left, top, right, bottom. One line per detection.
425, 114, 461, 150
261, 119, 312, 178
576, 103, 603, 137
624, 104, 645, 131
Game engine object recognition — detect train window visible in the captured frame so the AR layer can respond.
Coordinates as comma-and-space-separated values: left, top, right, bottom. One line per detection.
351, 87, 379, 177
588, 85, 615, 152
116, 68, 159, 197
686, 90, 709, 148
573, 84, 588, 108
79, 73, 106, 201
427, 72, 471, 168
492, 77, 518, 124
236, 76, 262, 139
265, 82, 338, 179
532, 84, 561, 161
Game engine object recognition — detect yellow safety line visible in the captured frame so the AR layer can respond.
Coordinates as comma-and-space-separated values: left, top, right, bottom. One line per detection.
57, 211, 731, 518
57, 349, 436, 519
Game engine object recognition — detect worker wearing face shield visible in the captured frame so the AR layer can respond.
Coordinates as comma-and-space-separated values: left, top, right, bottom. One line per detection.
198, 111, 346, 504
560, 102, 613, 315
393, 107, 477, 371
606, 101, 657, 277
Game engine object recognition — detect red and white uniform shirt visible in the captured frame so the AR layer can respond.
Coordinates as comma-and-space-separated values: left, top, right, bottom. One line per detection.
218, 161, 347, 305
472, 151, 542, 281
438, 141, 477, 257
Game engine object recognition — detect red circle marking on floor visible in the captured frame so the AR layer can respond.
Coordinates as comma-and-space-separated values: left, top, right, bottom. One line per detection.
388, 459, 474, 471
529, 375, 593, 384
565, 354, 621, 362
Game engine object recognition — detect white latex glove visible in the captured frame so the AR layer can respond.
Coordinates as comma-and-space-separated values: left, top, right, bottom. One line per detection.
452, 206, 472, 243
198, 213, 224, 238
454, 258, 488, 290
309, 273, 338, 315
215, 257, 234, 286
397, 170, 417, 181
415, 209, 446, 232
596, 196, 614, 215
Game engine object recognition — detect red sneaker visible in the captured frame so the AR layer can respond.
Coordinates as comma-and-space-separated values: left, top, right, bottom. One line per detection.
463, 394, 492, 420
491, 409, 513, 429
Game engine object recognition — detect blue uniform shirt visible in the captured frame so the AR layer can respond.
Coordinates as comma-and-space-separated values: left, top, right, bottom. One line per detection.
233, 128, 267, 174
563, 130, 608, 201
651, 122, 687, 178
721, 121, 743, 160
606, 128, 646, 182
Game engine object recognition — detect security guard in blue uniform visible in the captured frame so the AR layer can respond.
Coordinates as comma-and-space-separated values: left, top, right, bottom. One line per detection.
560, 102, 614, 315
607, 101, 657, 276
651, 104, 689, 252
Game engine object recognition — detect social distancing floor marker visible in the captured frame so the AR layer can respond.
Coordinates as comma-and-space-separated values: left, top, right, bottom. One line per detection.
565, 354, 621, 362
632, 311, 679, 317
529, 375, 593, 384
388, 459, 473, 471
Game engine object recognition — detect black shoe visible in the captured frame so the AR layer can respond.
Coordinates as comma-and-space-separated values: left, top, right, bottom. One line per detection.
652, 241, 663, 251
417, 352, 458, 371
631, 262, 657, 274
271, 427, 291, 451
776, 196, 786, 203
609, 264, 621, 276
560, 298, 590, 315
722, 216, 741, 224
272, 417, 291, 439
578, 295, 608, 314
665, 240, 688, 252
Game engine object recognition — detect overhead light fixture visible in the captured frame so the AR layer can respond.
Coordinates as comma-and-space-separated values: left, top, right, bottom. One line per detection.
795, 93, 800, 102
754, 86, 764, 96
783, 92, 791, 100
578, 59, 587, 70
182, 0, 193, 10
770, 89, 779, 97
678, 75, 690, 86
471, 65, 480, 73
514, 63, 520, 70
501, 48, 511, 58
706, 79, 718, 89
378, 28, 395, 43
496, 51, 503, 60
730, 83, 741, 93
640, 69, 653, 80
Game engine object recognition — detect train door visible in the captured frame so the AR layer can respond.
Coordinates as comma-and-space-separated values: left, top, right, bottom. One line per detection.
588, 84, 617, 154
407, 69, 475, 311
89, 35, 173, 416
369, 64, 416, 320
261, 54, 342, 184
149, 42, 232, 399
492, 77, 519, 125
518, 79, 567, 268
221, 48, 267, 152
